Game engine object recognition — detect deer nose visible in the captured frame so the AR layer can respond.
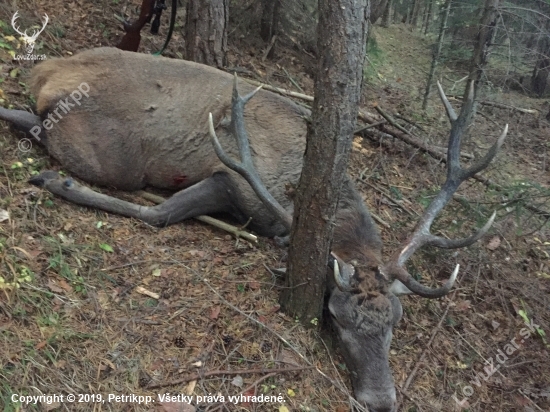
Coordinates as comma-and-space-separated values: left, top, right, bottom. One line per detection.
358, 392, 397, 412
368, 406, 396, 412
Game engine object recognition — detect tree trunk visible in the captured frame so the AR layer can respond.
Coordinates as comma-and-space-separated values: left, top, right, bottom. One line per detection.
280, 0, 369, 323
260, 0, 281, 42
382, 0, 393, 28
422, 0, 451, 110
531, 19, 550, 97
185, 0, 228, 68
532, 57, 550, 96
371, 0, 389, 24
405, 0, 415, 24
462, 0, 500, 123
410, 0, 423, 28
422, 0, 435, 34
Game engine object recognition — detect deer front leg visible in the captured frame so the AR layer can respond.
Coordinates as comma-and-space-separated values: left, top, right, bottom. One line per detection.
29, 171, 235, 227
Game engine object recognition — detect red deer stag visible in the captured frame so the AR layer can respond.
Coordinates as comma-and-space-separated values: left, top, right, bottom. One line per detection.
0, 47, 506, 412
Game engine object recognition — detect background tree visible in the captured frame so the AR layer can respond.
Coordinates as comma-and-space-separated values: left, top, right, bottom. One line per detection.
260, 0, 281, 42
422, 0, 452, 110
185, 0, 228, 68
281, 0, 369, 321
462, 0, 500, 123
372, 0, 390, 24
382, 0, 394, 28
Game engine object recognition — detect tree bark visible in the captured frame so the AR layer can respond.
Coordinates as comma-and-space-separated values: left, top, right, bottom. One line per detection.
531, 19, 550, 96
410, 0, 423, 28
382, 0, 393, 28
371, 0, 389, 24
462, 0, 500, 123
185, 0, 228, 68
260, 0, 281, 42
280, 0, 369, 323
422, 0, 452, 110
422, 0, 435, 34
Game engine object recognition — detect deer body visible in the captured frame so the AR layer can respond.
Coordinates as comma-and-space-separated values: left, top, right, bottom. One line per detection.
17, 48, 314, 236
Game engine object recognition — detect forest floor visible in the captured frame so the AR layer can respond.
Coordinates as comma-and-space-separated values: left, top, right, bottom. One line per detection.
0, 1, 549, 412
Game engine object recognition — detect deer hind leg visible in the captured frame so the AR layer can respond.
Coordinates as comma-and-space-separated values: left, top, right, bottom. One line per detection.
29, 170, 238, 227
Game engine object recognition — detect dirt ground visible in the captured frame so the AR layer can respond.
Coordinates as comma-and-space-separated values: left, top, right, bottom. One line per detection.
0, 1, 549, 412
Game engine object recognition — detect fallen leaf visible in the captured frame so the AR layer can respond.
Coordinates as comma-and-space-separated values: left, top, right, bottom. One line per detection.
486, 236, 501, 250
184, 380, 196, 396
287, 388, 295, 397
248, 280, 260, 290
47, 279, 64, 294
240, 388, 255, 407
455, 300, 471, 311
35, 340, 47, 350
231, 375, 243, 388
210, 305, 221, 320
159, 402, 195, 412
279, 406, 290, 412
0, 209, 9, 222
99, 243, 114, 253
58, 279, 73, 293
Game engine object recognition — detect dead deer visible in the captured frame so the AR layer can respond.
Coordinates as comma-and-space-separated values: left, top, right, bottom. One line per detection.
0, 48, 506, 412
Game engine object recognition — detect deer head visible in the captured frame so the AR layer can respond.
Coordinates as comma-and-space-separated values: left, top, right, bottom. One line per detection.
208, 75, 506, 411
11, 11, 49, 55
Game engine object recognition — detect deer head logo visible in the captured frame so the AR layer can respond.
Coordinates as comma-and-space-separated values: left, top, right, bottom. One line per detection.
11, 11, 49, 55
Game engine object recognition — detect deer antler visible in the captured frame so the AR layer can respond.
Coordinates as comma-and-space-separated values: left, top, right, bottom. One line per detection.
382, 80, 507, 298
208, 75, 358, 293
208, 74, 293, 231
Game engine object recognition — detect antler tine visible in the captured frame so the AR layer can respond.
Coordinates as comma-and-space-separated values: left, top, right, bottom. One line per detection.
208, 75, 293, 231
426, 211, 496, 249
437, 81, 457, 123
382, 83, 506, 298
462, 124, 508, 179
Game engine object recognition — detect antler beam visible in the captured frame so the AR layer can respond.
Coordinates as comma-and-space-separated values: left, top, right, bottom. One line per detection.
381, 80, 507, 298
208, 74, 293, 231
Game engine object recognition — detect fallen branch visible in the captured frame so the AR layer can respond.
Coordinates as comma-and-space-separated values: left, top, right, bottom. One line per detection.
262, 34, 278, 61
242, 78, 313, 102
394, 114, 426, 132
446, 95, 539, 115
354, 120, 387, 134
146, 365, 312, 389
136, 191, 258, 244
374, 105, 473, 160
375, 105, 410, 135
479, 100, 539, 115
